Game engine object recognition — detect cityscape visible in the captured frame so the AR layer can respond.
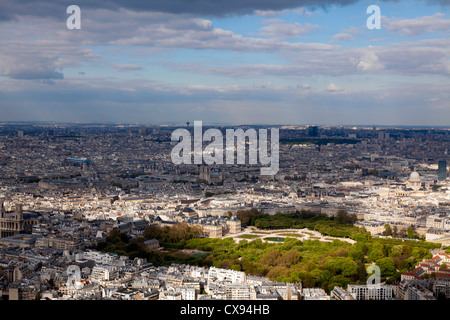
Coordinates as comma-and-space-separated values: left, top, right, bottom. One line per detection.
0, 123, 449, 301
0, 0, 450, 311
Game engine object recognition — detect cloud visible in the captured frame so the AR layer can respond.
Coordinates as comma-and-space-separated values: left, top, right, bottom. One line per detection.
332, 32, 355, 42
0, 15, 98, 80
300, 83, 311, 89
384, 13, 450, 36
113, 64, 144, 71
165, 35, 450, 78
327, 82, 343, 92
254, 7, 314, 17
355, 49, 385, 72
1, 0, 448, 21
0, 10, 334, 80
0, 53, 64, 80
259, 19, 320, 38
0, 0, 374, 21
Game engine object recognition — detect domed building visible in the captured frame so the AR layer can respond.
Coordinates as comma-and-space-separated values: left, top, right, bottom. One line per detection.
407, 172, 422, 191
405, 171, 432, 192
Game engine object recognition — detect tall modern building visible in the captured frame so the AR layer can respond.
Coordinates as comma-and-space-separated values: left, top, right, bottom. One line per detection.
307, 125, 319, 137
438, 160, 447, 181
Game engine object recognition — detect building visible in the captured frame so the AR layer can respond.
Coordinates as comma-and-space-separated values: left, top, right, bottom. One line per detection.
397, 280, 435, 300
63, 157, 92, 170
406, 172, 422, 191
225, 217, 241, 234
330, 286, 354, 300
202, 222, 223, 238
90, 265, 119, 283
199, 166, 211, 184
426, 215, 450, 230
354, 220, 385, 235
302, 288, 330, 300
401, 267, 425, 281
225, 284, 257, 300
438, 160, 447, 181
35, 235, 83, 250
347, 285, 393, 300
207, 266, 246, 284
0, 202, 41, 238
434, 281, 450, 299
144, 239, 160, 250
0, 234, 37, 248
79, 250, 121, 265
307, 125, 319, 137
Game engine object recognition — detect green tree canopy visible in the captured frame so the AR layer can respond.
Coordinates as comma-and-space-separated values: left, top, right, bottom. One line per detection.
375, 257, 396, 277
368, 242, 385, 262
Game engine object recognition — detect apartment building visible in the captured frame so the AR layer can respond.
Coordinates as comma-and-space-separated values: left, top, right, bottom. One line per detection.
347, 285, 393, 300
225, 284, 257, 300
207, 266, 246, 284
90, 265, 119, 283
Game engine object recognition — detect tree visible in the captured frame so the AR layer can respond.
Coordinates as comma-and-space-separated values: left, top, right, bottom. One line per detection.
144, 225, 164, 240
336, 210, 357, 224
106, 229, 128, 244
389, 245, 403, 257
440, 263, 448, 271
266, 266, 290, 281
329, 275, 351, 290
392, 225, 398, 237
368, 242, 385, 262
339, 258, 358, 277
260, 250, 282, 266
275, 250, 301, 268
236, 208, 261, 227
375, 257, 396, 277
348, 243, 365, 262
407, 227, 416, 239
383, 224, 392, 236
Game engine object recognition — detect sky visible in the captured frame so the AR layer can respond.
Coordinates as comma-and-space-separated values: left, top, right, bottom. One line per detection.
0, 0, 449, 126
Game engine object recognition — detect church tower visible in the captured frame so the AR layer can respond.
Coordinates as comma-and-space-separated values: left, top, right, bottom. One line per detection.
0, 199, 4, 218
14, 203, 23, 221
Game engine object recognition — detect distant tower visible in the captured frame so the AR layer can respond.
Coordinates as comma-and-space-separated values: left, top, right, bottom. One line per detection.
199, 166, 211, 184
438, 160, 447, 181
14, 203, 23, 220
307, 125, 319, 137
0, 200, 4, 218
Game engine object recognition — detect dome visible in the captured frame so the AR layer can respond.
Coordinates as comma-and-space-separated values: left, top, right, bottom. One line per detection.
409, 172, 421, 182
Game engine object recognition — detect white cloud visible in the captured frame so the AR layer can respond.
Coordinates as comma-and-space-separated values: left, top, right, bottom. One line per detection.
384, 13, 450, 36
327, 82, 342, 92
259, 19, 320, 39
355, 49, 385, 72
332, 33, 355, 42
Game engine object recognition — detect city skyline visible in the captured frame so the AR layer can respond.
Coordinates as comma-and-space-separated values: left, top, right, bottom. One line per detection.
0, 0, 449, 125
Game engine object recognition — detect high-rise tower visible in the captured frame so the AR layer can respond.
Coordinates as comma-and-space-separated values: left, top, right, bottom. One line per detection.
438, 160, 447, 181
